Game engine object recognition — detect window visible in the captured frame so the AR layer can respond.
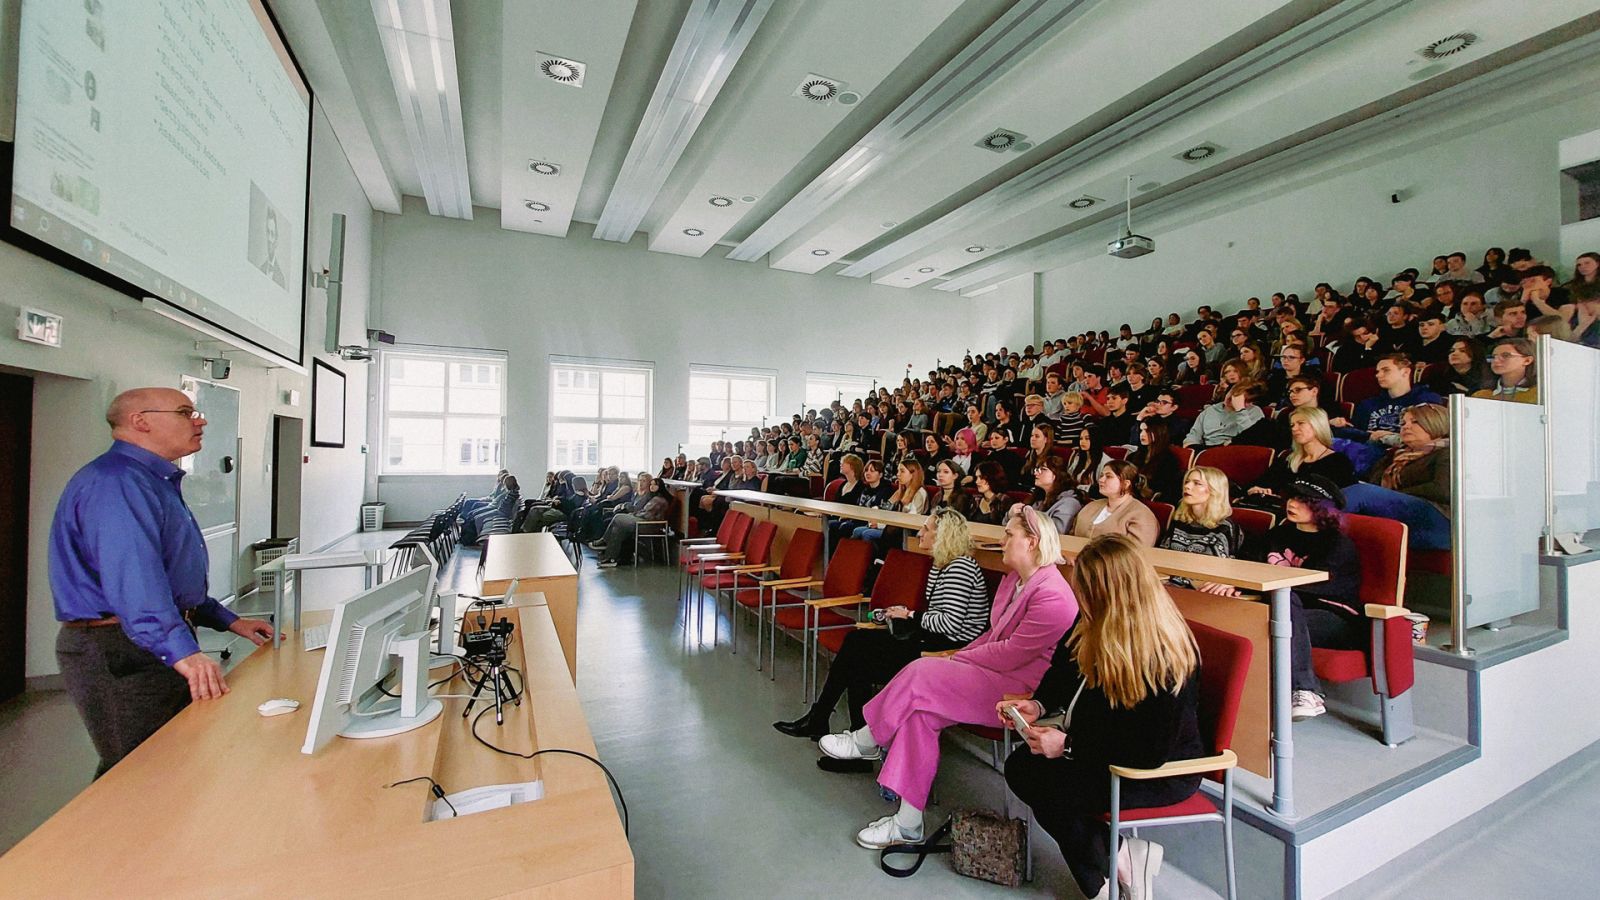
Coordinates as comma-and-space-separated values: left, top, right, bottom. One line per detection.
805, 372, 877, 412
549, 359, 652, 475
688, 366, 775, 456
380, 349, 507, 475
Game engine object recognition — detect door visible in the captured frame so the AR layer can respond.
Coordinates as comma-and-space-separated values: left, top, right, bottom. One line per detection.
180, 378, 241, 604
272, 416, 303, 539
0, 373, 31, 701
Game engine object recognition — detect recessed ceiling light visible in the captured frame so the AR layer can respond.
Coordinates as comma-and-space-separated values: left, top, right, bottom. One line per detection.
837, 91, 861, 105
917, 267, 935, 273
708, 196, 733, 207
523, 200, 550, 212
965, 246, 986, 253
741, 195, 757, 203
535, 53, 587, 88
811, 249, 831, 256
528, 160, 561, 176
1067, 196, 1101, 210
683, 228, 704, 236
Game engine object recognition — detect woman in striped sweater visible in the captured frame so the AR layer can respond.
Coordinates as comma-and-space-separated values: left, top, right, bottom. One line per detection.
773, 508, 992, 759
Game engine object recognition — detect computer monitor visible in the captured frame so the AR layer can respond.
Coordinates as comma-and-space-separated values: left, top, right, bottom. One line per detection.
300, 564, 440, 755
410, 542, 460, 669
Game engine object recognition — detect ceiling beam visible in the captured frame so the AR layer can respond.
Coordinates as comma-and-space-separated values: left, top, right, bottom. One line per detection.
266, 0, 402, 213
369, 0, 472, 219
592, 0, 776, 243
724, 0, 1099, 263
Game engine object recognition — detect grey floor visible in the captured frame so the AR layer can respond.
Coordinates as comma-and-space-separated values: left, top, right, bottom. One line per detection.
5, 543, 1599, 899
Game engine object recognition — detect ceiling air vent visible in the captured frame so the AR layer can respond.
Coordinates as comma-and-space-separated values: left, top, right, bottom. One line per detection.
536, 53, 586, 87
794, 74, 846, 104
1066, 195, 1102, 210
708, 196, 734, 208
528, 160, 561, 176
976, 129, 1028, 153
1417, 32, 1478, 60
523, 200, 550, 212
1175, 143, 1222, 164
917, 267, 936, 274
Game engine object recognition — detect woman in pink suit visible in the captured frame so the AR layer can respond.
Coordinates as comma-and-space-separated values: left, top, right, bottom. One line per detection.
819, 503, 1080, 850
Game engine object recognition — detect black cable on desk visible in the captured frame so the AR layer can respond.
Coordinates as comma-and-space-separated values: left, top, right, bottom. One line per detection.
468, 705, 628, 837
384, 775, 458, 817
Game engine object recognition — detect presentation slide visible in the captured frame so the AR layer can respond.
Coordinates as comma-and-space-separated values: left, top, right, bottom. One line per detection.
10, 0, 311, 362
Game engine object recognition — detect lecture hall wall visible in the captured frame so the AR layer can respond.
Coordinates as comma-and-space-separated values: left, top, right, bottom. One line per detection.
2, 107, 374, 679
1037, 89, 1600, 338
367, 206, 1028, 519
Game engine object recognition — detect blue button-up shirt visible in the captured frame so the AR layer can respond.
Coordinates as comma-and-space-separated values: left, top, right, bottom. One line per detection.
49, 440, 237, 665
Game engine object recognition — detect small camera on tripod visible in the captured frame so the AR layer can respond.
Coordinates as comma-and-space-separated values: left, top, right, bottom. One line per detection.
461, 619, 515, 660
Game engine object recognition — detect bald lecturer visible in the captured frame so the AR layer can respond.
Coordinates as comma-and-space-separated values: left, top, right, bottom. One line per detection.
50, 387, 274, 777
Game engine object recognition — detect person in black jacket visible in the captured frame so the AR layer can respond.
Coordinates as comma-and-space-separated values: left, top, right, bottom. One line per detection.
1258, 476, 1363, 721
1003, 534, 1203, 900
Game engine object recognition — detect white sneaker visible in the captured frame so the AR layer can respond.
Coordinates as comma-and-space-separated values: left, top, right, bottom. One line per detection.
597, 559, 619, 569
1122, 837, 1163, 900
1291, 690, 1326, 720
855, 814, 922, 850
819, 731, 882, 762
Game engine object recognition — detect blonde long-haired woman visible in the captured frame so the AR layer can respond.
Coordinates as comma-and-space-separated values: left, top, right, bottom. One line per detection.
1246, 406, 1355, 500
1001, 534, 1203, 900
776, 508, 993, 743
1158, 466, 1246, 595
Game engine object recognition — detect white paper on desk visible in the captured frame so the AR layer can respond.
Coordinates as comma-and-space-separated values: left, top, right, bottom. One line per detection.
429, 780, 544, 821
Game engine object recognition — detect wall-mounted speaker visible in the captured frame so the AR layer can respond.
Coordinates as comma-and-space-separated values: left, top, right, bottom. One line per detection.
323, 213, 347, 355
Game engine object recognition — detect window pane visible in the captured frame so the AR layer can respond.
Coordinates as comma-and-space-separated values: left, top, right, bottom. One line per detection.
553, 367, 600, 417
690, 376, 728, 400
450, 375, 502, 416
459, 364, 473, 382
729, 399, 768, 422
602, 423, 649, 474
388, 359, 446, 413
386, 417, 444, 472
444, 417, 502, 475
686, 425, 724, 458
552, 422, 599, 471
689, 396, 727, 421
730, 378, 767, 402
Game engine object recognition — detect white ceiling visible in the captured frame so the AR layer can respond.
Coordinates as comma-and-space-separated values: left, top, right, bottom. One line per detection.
275, 0, 1600, 294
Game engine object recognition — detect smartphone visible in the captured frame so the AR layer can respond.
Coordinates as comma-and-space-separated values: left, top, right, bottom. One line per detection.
1004, 704, 1032, 734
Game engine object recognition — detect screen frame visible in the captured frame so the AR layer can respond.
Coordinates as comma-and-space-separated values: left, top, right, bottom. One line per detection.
311, 358, 347, 449
0, 0, 315, 368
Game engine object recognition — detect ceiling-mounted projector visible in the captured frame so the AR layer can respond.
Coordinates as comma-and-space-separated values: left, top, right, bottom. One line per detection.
337, 345, 373, 362
1108, 234, 1154, 258
1107, 175, 1154, 259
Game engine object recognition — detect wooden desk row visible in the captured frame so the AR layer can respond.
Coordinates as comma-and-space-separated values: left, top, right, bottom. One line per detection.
712, 489, 1320, 817
479, 532, 580, 681
0, 597, 632, 897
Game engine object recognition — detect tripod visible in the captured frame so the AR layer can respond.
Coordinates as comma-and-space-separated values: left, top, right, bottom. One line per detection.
461, 642, 522, 726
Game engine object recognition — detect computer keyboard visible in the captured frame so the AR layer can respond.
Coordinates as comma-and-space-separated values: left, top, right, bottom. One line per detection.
302, 623, 330, 652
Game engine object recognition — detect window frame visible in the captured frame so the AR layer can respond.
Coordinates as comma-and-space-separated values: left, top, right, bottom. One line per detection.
548, 357, 655, 477
687, 364, 776, 456
804, 370, 878, 412
378, 346, 508, 476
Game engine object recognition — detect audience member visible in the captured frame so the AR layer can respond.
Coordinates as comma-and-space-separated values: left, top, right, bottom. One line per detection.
1072, 461, 1159, 546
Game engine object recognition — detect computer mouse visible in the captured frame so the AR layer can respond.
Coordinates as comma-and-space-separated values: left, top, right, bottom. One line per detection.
257, 698, 300, 717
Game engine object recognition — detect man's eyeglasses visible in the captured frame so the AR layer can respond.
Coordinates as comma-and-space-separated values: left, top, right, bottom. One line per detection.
1288, 386, 1313, 394
140, 408, 204, 420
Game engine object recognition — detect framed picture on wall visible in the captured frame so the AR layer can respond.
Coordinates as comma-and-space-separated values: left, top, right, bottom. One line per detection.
311, 359, 346, 448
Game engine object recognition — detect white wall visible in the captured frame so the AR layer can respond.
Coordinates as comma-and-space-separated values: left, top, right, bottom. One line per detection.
4, 106, 372, 678
1037, 91, 1600, 338
969, 272, 1036, 354
368, 206, 982, 519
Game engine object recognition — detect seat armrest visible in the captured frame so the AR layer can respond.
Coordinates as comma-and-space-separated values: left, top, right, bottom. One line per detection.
1364, 603, 1408, 619
679, 537, 719, 544
854, 621, 885, 630
763, 577, 823, 590
636, 519, 669, 527
804, 594, 866, 609
920, 648, 960, 658
695, 552, 744, 562
730, 564, 780, 574
1110, 750, 1237, 780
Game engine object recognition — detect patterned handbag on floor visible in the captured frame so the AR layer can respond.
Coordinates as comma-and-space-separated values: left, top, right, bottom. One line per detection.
879, 808, 1028, 886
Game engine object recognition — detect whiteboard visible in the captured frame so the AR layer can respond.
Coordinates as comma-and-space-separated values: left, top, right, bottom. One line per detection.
179, 378, 241, 532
